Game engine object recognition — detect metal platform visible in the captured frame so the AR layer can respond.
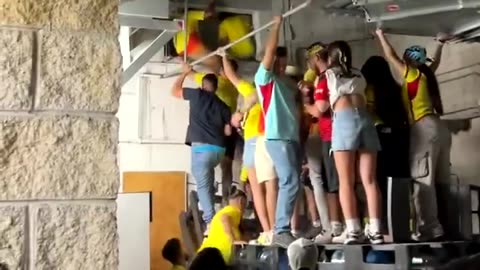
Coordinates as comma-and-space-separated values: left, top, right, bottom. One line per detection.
232, 240, 480, 270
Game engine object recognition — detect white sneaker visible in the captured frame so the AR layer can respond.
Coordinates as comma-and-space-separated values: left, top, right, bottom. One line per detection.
314, 230, 333, 244
248, 232, 272, 246
344, 230, 366, 245
203, 223, 211, 237
332, 229, 347, 244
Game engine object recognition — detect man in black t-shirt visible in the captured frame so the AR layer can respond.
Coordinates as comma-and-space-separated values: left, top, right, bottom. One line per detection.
172, 63, 232, 233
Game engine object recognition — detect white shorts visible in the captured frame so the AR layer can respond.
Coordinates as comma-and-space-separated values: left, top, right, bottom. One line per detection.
254, 135, 277, 182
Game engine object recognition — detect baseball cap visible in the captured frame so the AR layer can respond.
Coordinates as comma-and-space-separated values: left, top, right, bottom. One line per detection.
287, 238, 319, 270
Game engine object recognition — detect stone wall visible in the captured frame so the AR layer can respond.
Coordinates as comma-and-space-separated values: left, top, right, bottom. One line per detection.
0, 1, 121, 269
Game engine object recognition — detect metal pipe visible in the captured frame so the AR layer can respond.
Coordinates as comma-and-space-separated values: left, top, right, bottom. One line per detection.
159, 0, 312, 78
367, 1, 480, 22
183, 0, 188, 62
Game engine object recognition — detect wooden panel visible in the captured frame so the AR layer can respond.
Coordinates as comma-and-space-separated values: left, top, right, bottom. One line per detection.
123, 172, 187, 270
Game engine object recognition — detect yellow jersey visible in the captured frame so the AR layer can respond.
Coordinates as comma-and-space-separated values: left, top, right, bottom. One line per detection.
365, 85, 383, 126
401, 67, 434, 124
236, 80, 261, 140
194, 72, 239, 112
198, 205, 242, 265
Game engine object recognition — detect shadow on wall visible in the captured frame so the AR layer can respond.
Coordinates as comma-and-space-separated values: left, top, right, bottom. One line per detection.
445, 119, 472, 134
0, 263, 9, 270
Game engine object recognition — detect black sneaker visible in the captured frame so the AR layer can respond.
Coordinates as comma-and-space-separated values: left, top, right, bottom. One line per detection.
344, 231, 365, 245
367, 231, 384, 244
272, 232, 296, 248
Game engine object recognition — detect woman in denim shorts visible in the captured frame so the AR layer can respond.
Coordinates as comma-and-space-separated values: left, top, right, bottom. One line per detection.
325, 41, 383, 245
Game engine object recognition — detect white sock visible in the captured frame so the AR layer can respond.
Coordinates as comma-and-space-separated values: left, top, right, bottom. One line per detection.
369, 218, 381, 233
312, 220, 321, 228
345, 219, 361, 232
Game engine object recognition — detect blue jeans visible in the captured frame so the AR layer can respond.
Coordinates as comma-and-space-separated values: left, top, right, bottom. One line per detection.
191, 147, 224, 224
265, 140, 301, 233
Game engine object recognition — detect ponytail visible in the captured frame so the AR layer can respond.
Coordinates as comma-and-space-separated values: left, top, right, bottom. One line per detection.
418, 64, 444, 115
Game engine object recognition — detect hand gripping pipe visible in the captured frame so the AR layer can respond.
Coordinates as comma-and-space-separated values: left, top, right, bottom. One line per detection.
159, 0, 312, 78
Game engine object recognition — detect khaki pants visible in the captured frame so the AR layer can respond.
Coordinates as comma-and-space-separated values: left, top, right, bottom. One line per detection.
410, 115, 451, 237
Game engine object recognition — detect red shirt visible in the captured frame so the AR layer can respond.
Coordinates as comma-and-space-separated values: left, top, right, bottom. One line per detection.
314, 78, 332, 141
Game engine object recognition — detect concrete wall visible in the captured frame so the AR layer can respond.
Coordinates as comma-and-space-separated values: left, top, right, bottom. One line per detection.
0, 1, 121, 269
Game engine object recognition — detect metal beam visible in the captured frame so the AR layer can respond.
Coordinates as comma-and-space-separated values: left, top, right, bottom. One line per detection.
325, 0, 355, 9
365, 1, 480, 22
119, 15, 179, 32
119, 0, 170, 19
170, 0, 272, 13
122, 31, 177, 86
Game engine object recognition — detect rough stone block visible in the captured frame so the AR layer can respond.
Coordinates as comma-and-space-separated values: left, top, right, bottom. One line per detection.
0, 206, 26, 270
37, 31, 121, 112
0, 115, 119, 200
34, 203, 118, 270
0, 0, 118, 34
0, 28, 33, 110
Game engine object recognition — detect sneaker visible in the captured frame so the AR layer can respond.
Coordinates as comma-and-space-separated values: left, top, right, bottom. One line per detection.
332, 229, 347, 244
344, 230, 365, 245
314, 230, 333, 244
248, 232, 272, 246
304, 226, 323, 239
272, 232, 296, 248
367, 231, 384, 244
412, 225, 444, 242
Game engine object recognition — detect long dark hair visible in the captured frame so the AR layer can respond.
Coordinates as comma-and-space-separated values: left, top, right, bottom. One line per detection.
327, 40, 353, 76
418, 64, 444, 115
361, 56, 408, 127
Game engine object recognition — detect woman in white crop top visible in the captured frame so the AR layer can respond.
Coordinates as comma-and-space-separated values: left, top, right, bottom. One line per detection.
326, 41, 384, 245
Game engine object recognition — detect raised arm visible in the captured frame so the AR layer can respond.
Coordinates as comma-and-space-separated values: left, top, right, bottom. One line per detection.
171, 63, 193, 99
375, 29, 406, 76
218, 51, 241, 86
261, 16, 283, 70
429, 33, 450, 72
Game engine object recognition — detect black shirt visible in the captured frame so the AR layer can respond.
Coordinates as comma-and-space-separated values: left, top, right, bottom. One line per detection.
183, 88, 232, 147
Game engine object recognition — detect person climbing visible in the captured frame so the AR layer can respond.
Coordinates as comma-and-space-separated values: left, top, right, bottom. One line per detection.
254, 15, 301, 248
324, 41, 384, 245
171, 63, 232, 235
375, 29, 452, 242
301, 42, 345, 244
216, 49, 273, 245
197, 186, 248, 265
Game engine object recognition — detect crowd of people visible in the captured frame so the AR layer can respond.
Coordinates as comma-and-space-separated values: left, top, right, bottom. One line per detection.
168, 13, 453, 269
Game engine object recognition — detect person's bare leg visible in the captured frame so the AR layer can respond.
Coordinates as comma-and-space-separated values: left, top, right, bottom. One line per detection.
248, 168, 271, 232
326, 193, 342, 223
305, 187, 320, 224
358, 150, 382, 238
265, 179, 278, 230
334, 151, 361, 242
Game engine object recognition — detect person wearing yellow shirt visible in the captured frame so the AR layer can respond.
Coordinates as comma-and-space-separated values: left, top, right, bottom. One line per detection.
216, 48, 273, 246
361, 55, 410, 234
161, 238, 187, 270
191, 67, 240, 207
198, 186, 248, 265
375, 29, 451, 242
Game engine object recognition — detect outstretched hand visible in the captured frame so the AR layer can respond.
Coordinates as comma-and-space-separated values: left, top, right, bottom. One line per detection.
273, 15, 283, 25
375, 28, 384, 36
181, 62, 192, 74
436, 32, 453, 43
215, 47, 227, 58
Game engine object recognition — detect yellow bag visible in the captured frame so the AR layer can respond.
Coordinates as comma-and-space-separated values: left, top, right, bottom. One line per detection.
219, 16, 255, 59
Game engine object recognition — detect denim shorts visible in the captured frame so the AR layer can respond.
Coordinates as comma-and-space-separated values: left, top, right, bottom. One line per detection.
242, 137, 257, 168
332, 108, 381, 152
